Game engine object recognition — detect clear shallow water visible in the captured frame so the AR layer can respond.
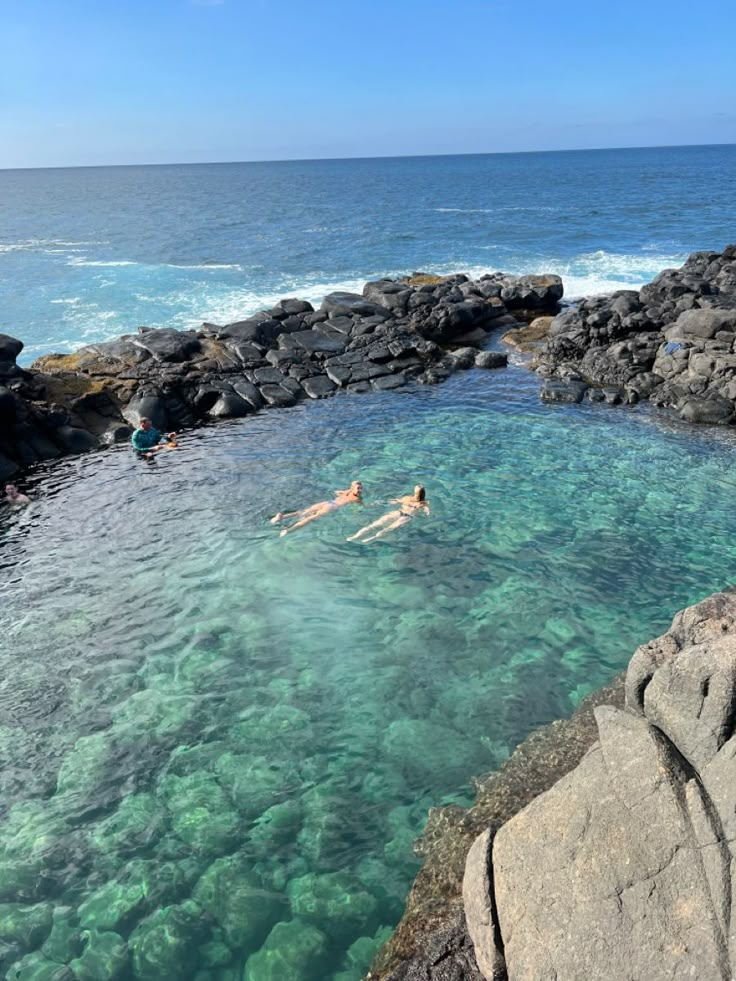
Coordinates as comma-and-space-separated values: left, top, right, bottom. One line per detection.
3, 367, 736, 978
2, 144, 735, 363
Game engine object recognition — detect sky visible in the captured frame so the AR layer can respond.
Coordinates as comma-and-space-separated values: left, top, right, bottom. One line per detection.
1, 0, 735, 168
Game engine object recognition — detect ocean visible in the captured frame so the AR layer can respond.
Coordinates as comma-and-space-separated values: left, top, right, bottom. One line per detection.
2, 145, 736, 980
1, 143, 735, 364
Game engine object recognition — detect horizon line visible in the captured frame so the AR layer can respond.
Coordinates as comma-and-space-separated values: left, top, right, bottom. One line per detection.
1, 141, 734, 173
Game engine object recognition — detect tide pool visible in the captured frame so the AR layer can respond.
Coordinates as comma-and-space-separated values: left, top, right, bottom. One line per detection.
2, 366, 736, 979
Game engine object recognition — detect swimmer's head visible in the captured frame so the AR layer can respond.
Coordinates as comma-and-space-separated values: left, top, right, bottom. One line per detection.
414, 485, 426, 501
5, 484, 18, 496
351, 481, 363, 496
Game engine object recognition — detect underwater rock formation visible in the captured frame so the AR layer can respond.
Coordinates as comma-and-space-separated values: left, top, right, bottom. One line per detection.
534, 244, 736, 418
370, 589, 736, 981
0, 272, 558, 480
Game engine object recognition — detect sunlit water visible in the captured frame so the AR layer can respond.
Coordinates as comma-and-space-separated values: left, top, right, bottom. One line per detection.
2, 144, 735, 363
3, 367, 736, 979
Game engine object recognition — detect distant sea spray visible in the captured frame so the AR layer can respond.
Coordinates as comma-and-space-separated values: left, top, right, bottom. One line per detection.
1, 144, 734, 363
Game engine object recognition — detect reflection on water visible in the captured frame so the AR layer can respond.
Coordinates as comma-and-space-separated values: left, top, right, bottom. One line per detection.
2, 367, 736, 979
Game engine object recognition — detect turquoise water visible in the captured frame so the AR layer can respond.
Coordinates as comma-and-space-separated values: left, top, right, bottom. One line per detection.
3, 367, 736, 978
2, 144, 735, 363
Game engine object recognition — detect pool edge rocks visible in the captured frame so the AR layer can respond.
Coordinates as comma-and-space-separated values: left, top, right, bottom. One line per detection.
533, 244, 736, 418
0, 270, 561, 481
368, 587, 736, 981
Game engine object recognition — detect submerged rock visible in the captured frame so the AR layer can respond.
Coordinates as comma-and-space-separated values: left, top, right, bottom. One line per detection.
192, 852, 284, 952
243, 918, 329, 981
128, 901, 206, 980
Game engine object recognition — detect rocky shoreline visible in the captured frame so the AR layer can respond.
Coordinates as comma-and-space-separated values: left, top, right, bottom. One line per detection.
4, 245, 736, 483
0, 271, 563, 481
533, 244, 736, 418
369, 589, 736, 981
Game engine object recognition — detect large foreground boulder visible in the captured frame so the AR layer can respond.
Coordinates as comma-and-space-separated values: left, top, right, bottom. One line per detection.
463, 590, 736, 981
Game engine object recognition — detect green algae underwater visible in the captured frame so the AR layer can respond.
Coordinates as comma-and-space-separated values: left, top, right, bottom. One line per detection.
3, 365, 736, 980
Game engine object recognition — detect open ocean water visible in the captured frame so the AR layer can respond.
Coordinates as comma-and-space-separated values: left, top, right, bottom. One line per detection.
1, 144, 735, 364
2, 145, 736, 980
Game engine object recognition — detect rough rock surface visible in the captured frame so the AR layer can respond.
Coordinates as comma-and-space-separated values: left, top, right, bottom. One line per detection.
455, 589, 736, 981
367, 676, 626, 980
534, 244, 736, 421
0, 271, 560, 480
369, 590, 736, 981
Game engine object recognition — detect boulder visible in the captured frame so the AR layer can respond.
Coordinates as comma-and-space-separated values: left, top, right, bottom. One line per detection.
289, 331, 346, 355
259, 385, 297, 408
320, 292, 388, 318
207, 392, 253, 418
540, 379, 589, 404
54, 426, 99, 454
0, 334, 24, 362
475, 351, 508, 369
301, 375, 337, 399
449, 348, 477, 370
678, 396, 734, 425
123, 396, 170, 431
271, 298, 314, 317
666, 308, 736, 341
133, 329, 201, 363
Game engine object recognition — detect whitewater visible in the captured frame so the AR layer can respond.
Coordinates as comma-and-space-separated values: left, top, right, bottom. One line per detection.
1, 145, 734, 364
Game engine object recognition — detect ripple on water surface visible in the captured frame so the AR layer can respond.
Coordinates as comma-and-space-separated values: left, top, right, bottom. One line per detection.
2, 367, 736, 979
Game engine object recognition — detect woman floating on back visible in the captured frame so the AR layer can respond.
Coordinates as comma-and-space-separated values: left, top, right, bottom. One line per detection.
272, 480, 364, 537
347, 485, 429, 543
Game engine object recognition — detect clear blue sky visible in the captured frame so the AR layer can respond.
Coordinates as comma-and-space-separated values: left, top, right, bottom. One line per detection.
1, 0, 735, 168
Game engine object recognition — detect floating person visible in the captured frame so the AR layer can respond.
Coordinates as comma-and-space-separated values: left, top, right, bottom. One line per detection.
347, 485, 430, 543
272, 480, 364, 537
131, 417, 177, 459
4, 484, 30, 506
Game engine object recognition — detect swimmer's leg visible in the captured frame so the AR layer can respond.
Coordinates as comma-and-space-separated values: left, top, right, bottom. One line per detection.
362, 515, 411, 542
280, 504, 331, 537
347, 515, 391, 541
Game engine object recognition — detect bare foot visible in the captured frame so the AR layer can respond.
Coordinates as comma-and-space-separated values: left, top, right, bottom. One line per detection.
280, 528, 289, 537
270, 512, 283, 524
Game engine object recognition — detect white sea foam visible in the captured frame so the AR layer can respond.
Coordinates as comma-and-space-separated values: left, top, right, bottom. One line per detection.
0, 238, 105, 254
50, 297, 82, 305
162, 263, 243, 271
417, 248, 689, 300
67, 259, 138, 267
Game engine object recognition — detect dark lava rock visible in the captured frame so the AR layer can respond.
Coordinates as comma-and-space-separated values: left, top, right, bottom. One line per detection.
679, 396, 734, 425
302, 375, 337, 399
540, 379, 588, 403
133, 328, 201, 363
123, 396, 170, 431
290, 330, 346, 355
208, 392, 253, 418
474, 352, 508, 370
259, 384, 297, 408
0, 334, 24, 362
371, 373, 407, 391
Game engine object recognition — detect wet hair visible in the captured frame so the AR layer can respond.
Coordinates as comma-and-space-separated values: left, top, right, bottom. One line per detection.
416, 486, 426, 501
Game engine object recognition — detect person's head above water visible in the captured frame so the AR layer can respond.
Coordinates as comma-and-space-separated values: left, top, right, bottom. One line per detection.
414, 485, 426, 501
5, 484, 19, 497
350, 481, 363, 496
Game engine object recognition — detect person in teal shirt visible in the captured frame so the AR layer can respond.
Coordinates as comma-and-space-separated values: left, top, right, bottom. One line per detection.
131, 417, 176, 458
